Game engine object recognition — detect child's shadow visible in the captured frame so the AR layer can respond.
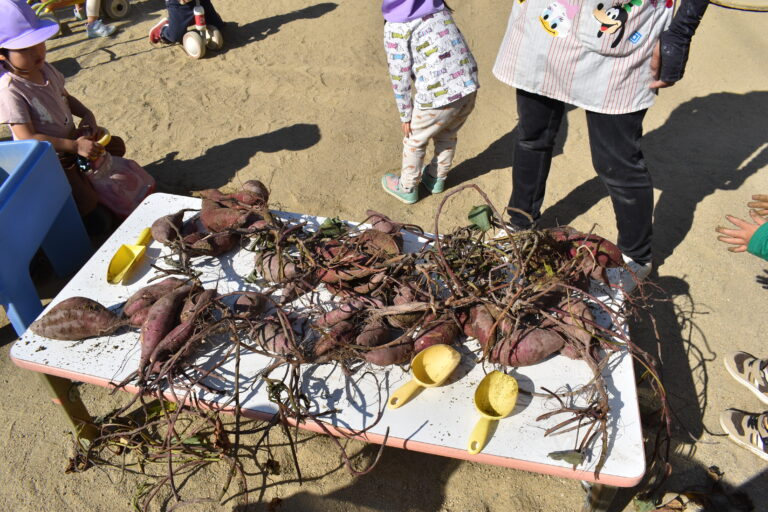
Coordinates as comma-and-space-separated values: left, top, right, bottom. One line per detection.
143, 123, 320, 192
224, 3, 338, 50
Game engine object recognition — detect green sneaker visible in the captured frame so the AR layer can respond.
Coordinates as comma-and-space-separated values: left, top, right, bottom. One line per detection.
421, 168, 445, 194
381, 173, 418, 204
719, 410, 768, 461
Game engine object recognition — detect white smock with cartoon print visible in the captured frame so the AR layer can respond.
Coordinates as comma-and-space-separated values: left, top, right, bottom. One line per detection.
493, 0, 676, 114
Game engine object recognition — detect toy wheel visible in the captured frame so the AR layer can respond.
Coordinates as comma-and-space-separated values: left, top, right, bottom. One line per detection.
104, 0, 130, 19
206, 26, 224, 50
182, 31, 206, 59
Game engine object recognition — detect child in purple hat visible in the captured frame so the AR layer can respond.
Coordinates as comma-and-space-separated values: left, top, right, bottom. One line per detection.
380, 0, 479, 205
0, 0, 124, 219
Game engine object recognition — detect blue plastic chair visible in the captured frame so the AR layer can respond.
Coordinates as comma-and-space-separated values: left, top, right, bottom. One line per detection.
0, 140, 93, 336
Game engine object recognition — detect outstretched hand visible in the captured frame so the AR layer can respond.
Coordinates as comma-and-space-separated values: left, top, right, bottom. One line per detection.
716, 210, 766, 253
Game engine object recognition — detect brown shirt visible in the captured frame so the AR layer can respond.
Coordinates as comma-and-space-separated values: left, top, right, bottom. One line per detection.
0, 62, 75, 139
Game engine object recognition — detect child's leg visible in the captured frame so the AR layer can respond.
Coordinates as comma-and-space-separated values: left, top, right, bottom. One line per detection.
401, 109, 450, 190
162, 1, 195, 43
431, 92, 477, 179
200, 0, 224, 28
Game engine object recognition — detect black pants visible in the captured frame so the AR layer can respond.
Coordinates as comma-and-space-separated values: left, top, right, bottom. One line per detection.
162, 0, 224, 43
508, 89, 653, 264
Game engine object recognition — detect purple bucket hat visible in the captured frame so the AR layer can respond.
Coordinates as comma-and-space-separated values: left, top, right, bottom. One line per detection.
0, 0, 59, 50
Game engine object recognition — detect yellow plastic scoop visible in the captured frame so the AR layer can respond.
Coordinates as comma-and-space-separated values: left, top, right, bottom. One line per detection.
467, 370, 518, 454
107, 227, 153, 284
387, 344, 461, 409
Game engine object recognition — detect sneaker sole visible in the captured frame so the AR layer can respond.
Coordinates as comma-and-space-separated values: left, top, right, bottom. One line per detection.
381, 180, 417, 204
719, 413, 768, 462
724, 356, 768, 406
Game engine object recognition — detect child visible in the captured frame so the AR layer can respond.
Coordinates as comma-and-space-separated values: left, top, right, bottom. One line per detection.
0, 0, 124, 225
715, 194, 768, 461
380, 0, 478, 204
148, 0, 224, 45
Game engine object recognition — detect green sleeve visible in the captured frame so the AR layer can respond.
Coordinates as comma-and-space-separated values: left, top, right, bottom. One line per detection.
747, 222, 768, 261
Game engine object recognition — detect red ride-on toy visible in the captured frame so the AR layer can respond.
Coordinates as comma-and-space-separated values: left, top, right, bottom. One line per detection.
180, 0, 223, 59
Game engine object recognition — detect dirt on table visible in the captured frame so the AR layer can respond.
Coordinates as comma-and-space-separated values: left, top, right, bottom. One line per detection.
1, 0, 767, 511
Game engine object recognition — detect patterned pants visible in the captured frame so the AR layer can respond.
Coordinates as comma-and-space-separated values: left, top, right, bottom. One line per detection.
400, 92, 476, 190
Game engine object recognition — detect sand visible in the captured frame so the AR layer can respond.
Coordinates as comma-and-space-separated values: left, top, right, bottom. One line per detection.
1, 0, 767, 510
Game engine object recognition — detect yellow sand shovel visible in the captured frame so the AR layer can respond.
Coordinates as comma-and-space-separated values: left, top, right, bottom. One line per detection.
107, 227, 152, 284
387, 344, 461, 409
467, 370, 518, 454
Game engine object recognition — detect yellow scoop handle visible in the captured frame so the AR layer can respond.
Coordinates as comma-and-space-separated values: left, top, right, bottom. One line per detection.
467, 416, 496, 455
134, 227, 152, 246
387, 379, 423, 409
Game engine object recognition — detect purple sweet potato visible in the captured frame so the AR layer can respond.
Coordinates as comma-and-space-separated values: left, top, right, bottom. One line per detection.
492, 327, 565, 367
463, 304, 498, 349
363, 340, 414, 366
242, 180, 269, 204
200, 205, 249, 233
233, 291, 269, 317
354, 319, 390, 347
256, 252, 298, 283
365, 209, 402, 235
123, 277, 187, 317
128, 306, 151, 328
556, 300, 595, 359
413, 317, 459, 353
256, 320, 294, 355
140, 285, 193, 369
189, 231, 240, 256
180, 288, 217, 323
313, 320, 355, 357
30, 297, 124, 341
314, 299, 365, 329
149, 320, 195, 365
151, 210, 185, 245
388, 283, 421, 329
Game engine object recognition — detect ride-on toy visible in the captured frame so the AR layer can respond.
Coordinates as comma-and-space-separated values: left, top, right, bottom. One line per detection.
180, 0, 223, 59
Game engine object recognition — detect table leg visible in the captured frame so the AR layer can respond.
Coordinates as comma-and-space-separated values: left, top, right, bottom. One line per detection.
39, 374, 98, 441
581, 482, 619, 512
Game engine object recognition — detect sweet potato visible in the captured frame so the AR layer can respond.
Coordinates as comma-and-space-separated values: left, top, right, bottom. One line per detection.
354, 319, 390, 347
313, 320, 355, 357
151, 210, 185, 245
492, 327, 565, 367
200, 206, 250, 233
414, 317, 459, 353
256, 320, 293, 355
180, 288, 217, 323
233, 291, 269, 317
314, 299, 364, 328
123, 277, 187, 317
140, 285, 193, 370
256, 251, 298, 283
556, 300, 595, 359
365, 209, 401, 235
29, 297, 124, 341
388, 283, 421, 329
463, 304, 498, 349
242, 180, 269, 204
363, 340, 414, 366
189, 231, 240, 256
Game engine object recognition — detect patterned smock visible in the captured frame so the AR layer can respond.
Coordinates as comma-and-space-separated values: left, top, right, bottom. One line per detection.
384, 8, 479, 123
493, 0, 676, 114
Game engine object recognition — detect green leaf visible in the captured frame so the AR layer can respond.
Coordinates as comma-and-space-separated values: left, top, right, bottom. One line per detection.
547, 449, 585, 465
319, 217, 347, 237
468, 205, 493, 232
631, 497, 656, 512
181, 435, 205, 445
145, 400, 177, 420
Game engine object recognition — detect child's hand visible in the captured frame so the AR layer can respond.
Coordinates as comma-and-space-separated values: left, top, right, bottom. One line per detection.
716, 210, 766, 253
75, 136, 104, 159
401, 122, 411, 138
747, 194, 768, 216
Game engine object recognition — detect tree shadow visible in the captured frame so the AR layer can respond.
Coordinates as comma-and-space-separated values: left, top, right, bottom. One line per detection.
224, 3, 339, 51
143, 123, 321, 193
447, 104, 574, 190
232, 445, 462, 512
538, 91, 768, 267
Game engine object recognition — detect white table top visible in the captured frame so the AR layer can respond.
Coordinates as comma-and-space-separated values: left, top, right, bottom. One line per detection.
11, 193, 645, 487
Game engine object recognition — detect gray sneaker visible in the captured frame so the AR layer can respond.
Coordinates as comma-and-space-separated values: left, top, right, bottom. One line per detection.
725, 351, 768, 405
606, 254, 652, 294
87, 19, 116, 38
719, 410, 768, 461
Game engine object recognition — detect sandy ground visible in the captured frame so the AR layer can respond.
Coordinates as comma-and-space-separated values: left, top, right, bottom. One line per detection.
1, 0, 767, 510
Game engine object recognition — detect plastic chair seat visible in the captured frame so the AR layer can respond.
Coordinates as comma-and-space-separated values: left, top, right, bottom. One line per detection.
0, 140, 92, 336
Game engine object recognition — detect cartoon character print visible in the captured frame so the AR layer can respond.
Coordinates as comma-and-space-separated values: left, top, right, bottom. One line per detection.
592, 0, 642, 48
538, 0, 578, 38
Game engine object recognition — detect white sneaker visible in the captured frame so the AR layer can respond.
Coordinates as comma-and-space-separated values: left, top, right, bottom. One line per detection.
87, 19, 116, 38
606, 254, 652, 294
